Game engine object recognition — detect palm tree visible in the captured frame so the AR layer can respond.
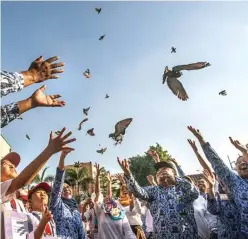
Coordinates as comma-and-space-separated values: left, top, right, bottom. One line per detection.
30, 166, 55, 188
65, 165, 94, 198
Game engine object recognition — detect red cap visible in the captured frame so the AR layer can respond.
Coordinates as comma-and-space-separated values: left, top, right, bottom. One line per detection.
1, 152, 21, 167
28, 182, 51, 199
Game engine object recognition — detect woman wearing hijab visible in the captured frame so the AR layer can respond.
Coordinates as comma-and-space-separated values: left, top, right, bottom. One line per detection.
94, 163, 136, 239
50, 148, 85, 239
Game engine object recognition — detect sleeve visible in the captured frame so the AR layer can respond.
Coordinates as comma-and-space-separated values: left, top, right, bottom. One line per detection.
124, 174, 155, 202
49, 167, 65, 209
123, 216, 136, 239
1, 71, 24, 98
132, 199, 143, 215
0, 180, 15, 204
1, 102, 20, 128
201, 142, 238, 193
176, 177, 199, 203
207, 193, 221, 215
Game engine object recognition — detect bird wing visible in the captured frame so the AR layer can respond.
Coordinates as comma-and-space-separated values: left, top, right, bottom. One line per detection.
96, 149, 102, 153
26, 134, 30, 140
167, 77, 189, 101
103, 147, 107, 152
172, 62, 210, 72
87, 128, 95, 136
115, 118, 133, 134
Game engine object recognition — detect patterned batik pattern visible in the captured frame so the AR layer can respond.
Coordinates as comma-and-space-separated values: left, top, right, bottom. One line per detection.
50, 168, 86, 239
202, 142, 248, 237
207, 192, 239, 239
124, 174, 200, 239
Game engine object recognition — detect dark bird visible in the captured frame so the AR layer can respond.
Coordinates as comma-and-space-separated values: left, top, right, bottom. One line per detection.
96, 147, 107, 155
171, 47, 176, 53
26, 134, 30, 140
86, 128, 95, 136
83, 69, 91, 78
55, 131, 61, 136
105, 94, 109, 99
83, 107, 90, 116
99, 35, 105, 41
17, 116, 23, 120
78, 118, 88, 130
109, 118, 133, 146
219, 90, 227, 96
162, 62, 211, 101
95, 8, 102, 14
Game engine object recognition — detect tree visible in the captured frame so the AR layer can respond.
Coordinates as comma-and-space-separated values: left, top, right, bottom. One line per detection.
65, 164, 94, 201
129, 143, 171, 186
31, 166, 55, 187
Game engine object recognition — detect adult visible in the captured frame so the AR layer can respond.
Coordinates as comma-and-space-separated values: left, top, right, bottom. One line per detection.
50, 148, 86, 239
1, 55, 65, 128
118, 157, 199, 239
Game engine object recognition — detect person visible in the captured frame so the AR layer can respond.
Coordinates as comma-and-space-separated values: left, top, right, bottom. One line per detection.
1, 55, 65, 128
118, 157, 199, 238
94, 164, 136, 239
16, 189, 29, 212
188, 125, 248, 238
28, 182, 57, 238
50, 148, 86, 239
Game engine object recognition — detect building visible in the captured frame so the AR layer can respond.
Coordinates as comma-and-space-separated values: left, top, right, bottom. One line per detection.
186, 173, 203, 185
0, 135, 12, 159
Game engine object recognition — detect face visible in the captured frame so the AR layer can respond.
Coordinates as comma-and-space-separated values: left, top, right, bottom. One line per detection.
156, 167, 176, 187
87, 199, 94, 208
236, 156, 248, 179
30, 188, 49, 212
197, 179, 208, 193
62, 183, 72, 198
1, 160, 18, 182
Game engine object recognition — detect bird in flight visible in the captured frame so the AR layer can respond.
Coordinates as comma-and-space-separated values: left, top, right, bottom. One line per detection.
83, 69, 91, 79
26, 134, 30, 140
99, 35, 105, 41
86, 128, 95, 136
162, 62, 211, 101
105, 94, 110, 99
83, 107, 90, 116
171, 47, 176, 53
95, 8, 102, 14
219, 90, 227, 96
17, 116, 23, 120
78, 118, 88, 131
109, 118, 133, 146
96, 147, 107, 155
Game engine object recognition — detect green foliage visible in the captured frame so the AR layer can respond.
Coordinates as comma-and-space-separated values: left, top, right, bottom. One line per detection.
31, 166, 55, 185
129, 143, 171, 186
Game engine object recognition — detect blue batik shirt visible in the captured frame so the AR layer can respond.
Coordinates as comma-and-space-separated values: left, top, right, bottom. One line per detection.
1, 71, 24, 128
124, 174, 199, 239
207, 192, 239, 239
50, 168, 86, 239
202, 142, 248, 237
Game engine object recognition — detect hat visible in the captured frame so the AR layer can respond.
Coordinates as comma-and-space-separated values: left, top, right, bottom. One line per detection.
154, 161, 177, 171
1, 152, 21, 167
28, 182, 51, 199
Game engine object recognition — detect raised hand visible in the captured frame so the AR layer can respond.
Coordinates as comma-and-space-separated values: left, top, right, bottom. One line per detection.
203, 169, 215, 188
26, 55, 65, 83
47, 127, 76, 154
94, 163, 102, 178
106, 171, 111, 182
146, 175, 156, 185
117, 157, 131, 176
187, 139, 198, 152
147, 150, 160, 163
41, 205, 53, 223
30, 85, 65, 108
229, 137, 248, 154
170, 157, 179, 167
116, 173, 125, 184
187, 126, 205, 144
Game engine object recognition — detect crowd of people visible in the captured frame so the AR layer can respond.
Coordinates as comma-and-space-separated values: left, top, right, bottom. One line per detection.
1, 55, 248, 239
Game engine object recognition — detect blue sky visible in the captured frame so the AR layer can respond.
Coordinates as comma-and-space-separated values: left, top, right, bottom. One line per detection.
2, 1, 248, 177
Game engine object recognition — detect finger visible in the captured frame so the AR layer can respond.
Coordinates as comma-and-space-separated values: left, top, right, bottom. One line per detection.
35, 55, 43, 62
45, 56, 59, 64
50, 131, 54, 140
52, 100, 66, 107
61, 146, 75, 151
61, 131, 72, 141
50, 62, 65, 69
50, 94, 62, 99
58, 127, 66, 137
62, 138, 76, 145
51, 68, 64, 74
49, 75, 60, 79
39, 84, 46, 91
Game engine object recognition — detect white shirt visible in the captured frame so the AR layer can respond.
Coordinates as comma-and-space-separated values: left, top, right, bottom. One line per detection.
145, 209, 153, 233
123, 199, 143, 226
193, 194, 217, 239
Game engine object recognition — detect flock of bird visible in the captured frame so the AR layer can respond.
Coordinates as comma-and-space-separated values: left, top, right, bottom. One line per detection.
23, 8, 227, 151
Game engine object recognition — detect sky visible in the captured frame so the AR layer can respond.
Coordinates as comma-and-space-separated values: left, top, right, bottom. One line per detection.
1, 1, 248, 178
